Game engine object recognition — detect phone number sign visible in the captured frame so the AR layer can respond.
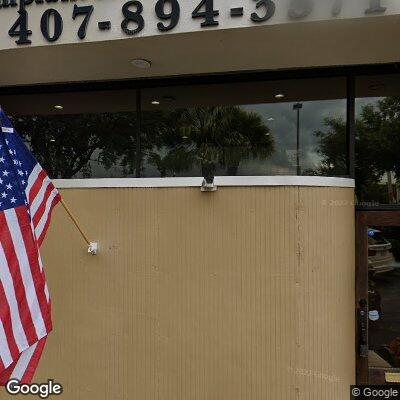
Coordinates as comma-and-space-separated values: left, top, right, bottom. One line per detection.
0, 0, 393, 47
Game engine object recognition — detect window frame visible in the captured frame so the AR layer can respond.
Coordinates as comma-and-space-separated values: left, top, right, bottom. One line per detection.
1, 62, 400, 193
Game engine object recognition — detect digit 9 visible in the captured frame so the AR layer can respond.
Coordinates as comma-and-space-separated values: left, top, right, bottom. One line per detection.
155, 0, 180, 31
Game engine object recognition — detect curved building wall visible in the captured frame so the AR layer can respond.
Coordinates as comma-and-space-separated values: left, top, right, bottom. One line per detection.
36, 182, 355, 400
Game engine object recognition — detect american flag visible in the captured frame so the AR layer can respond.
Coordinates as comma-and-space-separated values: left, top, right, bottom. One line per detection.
0, 109, 60, 385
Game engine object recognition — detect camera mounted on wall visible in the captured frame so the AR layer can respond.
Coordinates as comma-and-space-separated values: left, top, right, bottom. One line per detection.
201, 174, 217, 192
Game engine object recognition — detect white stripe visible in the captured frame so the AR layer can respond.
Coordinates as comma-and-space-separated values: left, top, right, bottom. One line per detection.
0, 320, 13, 368
10, 342, 38, 381
44, 284, 49, 304
25, 164, 43, 200
53, 176, 356, 189
35, 189, 58, 240
5, 210, 47, 339
30, 178, 52, 219
0, 244, 29, 352
1, 127, 13, 133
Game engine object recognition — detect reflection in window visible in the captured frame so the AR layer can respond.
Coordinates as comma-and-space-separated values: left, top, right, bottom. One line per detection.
141, 107, 274, 178
368, 226, 400, 368
356, 74, 400, 205
0, 78, 348, 179
1, 90, 139, 179
12, 112, 138, 178
141, 78, 347, 177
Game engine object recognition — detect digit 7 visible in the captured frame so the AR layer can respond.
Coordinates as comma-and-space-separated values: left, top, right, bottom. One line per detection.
72, 4, 94, 39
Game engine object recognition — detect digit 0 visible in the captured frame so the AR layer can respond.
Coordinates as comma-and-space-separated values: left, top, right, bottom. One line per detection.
41, 9, 63, 42
121, 1, 145, 35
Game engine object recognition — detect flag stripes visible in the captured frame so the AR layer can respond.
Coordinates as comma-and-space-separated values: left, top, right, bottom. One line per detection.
0, 110, 60, 385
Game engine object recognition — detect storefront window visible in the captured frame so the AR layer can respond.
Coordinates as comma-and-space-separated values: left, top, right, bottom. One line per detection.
0, 90, 139, 178
141, 78, 347, 177
0, 77, 348, 179
356, 74, 400, 206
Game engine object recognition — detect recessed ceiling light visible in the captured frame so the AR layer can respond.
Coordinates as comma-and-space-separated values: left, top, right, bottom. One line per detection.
151, 100, 160, 105
267, 117, 275, 121
131, 59, 152, 69
54, 105, 63, 110
275, 94, 285, 99
50, 138, 56, 142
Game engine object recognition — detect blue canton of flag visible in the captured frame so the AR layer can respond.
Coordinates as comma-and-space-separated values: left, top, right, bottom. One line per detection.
0, 114, 35, 212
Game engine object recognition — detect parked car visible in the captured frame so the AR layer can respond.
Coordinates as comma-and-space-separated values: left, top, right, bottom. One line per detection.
368, 229, 396, 274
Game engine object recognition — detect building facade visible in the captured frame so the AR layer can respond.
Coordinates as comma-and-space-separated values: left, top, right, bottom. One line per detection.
1, 0, 400, 399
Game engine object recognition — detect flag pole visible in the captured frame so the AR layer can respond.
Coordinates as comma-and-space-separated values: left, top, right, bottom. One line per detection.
59, 198, 98, 255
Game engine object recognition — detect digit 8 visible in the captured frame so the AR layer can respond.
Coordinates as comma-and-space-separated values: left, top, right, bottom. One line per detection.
121, 1, 144, 35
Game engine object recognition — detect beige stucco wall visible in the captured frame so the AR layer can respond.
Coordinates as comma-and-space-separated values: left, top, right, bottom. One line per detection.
28, 186, 355, 400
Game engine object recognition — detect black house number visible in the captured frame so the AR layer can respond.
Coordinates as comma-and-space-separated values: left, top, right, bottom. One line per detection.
6, 0, 388, 46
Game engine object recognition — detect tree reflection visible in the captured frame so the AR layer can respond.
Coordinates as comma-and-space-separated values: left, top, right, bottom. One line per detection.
11, 106, 274, 179
315, 97, 400, 204
12, 113, 138, 178
143, 106, 274, 177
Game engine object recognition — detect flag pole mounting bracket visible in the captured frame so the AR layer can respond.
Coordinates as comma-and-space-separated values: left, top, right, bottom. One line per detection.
88, 242, 98, 255
60, 199, 98, 255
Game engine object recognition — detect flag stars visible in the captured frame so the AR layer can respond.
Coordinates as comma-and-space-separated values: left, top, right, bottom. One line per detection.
10, 197, 16, 204
3, 170, 9, 177
17, 170, 24, 176
0, 157, 4, 163
1, 192, 7, 198
21, 180, 26, 185
6, 183, 12, 190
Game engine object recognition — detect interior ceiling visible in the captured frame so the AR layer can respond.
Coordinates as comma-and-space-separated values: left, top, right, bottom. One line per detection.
0, 14, 399, 88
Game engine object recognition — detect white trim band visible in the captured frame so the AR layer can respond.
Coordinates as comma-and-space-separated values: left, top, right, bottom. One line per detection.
54, 176, 355, 189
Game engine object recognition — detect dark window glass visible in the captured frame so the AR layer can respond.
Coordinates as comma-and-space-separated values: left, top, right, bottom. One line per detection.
140, 78, 347, 178
356, 74, 400, 206
0, 77, 347, 179
368, 226, 400, 369
0, 90, 138, 178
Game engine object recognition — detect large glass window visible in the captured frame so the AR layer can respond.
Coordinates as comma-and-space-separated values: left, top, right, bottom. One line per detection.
0, 90, 139, 178
0, 77, 347, 179
356, 74, 400, 206
140, 78, 347, 178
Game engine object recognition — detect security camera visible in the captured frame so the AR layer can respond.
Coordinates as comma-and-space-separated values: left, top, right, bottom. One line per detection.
201, 175, 217, 192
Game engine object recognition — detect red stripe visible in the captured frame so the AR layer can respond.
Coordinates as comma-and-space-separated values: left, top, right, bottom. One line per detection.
0, 211, 38, 347
0, 358, 16, 386
0, 281, 20, 361
15, 208, 52, 334
37, 194, 61, 247
20, 337, 47, 384
28, 170, 46, 204
32, 183, 55, 229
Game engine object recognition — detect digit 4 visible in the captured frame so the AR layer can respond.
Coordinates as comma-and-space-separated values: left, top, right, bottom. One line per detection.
192, 0, 219, 27
9, 9, 32, 45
